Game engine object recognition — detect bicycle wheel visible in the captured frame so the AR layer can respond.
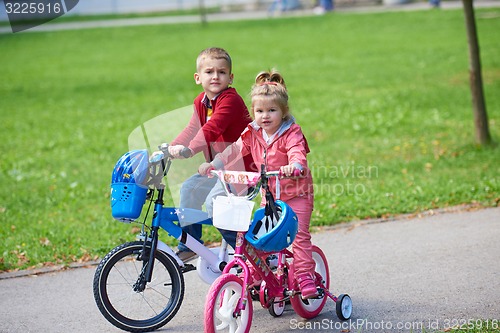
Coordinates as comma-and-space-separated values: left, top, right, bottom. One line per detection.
290, 245, 329, 319
336, 294, 352, 320
204, 274, 253, 333
268, 296, 286, 317
93, 241, 184, 332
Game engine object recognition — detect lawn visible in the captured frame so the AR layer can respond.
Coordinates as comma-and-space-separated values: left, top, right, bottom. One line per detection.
0, 7, 499, 271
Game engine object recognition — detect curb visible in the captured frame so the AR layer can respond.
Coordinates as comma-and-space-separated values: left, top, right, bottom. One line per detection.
315, 202, 496, 233
0, 261, 101, 280
2, 203, 495, 280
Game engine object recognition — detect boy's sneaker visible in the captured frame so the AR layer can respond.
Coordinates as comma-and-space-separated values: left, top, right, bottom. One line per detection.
176, 250, 198, 262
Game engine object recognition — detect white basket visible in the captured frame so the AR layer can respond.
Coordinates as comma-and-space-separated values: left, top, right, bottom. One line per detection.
212, 196, 255, 232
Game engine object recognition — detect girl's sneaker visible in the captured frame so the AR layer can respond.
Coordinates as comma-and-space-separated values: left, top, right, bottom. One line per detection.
297, 273, 319, 300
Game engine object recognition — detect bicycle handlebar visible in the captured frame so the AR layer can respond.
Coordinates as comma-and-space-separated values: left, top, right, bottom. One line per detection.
147, 143, 303, 194
209, 168, 303, 200
149, 144, 192, 163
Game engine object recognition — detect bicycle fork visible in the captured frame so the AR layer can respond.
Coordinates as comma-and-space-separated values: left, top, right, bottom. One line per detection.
130, 225, 159, 293
133, 190, 165, 292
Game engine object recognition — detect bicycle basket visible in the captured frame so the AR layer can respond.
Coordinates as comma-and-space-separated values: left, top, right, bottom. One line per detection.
213, 196, 255, 232
245, 200, 298, 252
110, 150, 149, 222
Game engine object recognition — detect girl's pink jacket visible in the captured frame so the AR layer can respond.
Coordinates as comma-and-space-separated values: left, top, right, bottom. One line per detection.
212, 118, 314, 204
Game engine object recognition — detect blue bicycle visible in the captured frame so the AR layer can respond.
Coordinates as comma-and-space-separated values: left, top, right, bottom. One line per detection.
93, 147, 234, 332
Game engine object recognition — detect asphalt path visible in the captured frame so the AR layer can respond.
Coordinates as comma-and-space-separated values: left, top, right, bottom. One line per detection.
1, 206, 499, 333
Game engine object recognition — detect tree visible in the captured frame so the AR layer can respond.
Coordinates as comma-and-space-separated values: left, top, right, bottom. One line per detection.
461, 0, 492, 145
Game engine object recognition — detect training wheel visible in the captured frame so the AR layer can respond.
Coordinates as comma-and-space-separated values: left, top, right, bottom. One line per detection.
336, 294, 352, 320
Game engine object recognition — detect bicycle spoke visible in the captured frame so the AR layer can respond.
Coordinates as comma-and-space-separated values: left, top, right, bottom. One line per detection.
138, 291, 160, 317
95, 242, 185, 331
215, 317, 229, 331
229, 321, 237, 333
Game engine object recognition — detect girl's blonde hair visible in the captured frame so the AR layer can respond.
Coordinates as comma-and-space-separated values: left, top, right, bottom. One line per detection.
251, 70, 291, 120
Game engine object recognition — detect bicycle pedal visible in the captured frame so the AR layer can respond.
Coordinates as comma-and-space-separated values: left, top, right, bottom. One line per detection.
298, 288, 325, 301
315, 288, 325, 299
181, 264, 196, 273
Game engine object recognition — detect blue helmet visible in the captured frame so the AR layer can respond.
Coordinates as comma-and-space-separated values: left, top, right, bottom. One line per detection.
111, 149, 149, 185
245, 200, 298, 252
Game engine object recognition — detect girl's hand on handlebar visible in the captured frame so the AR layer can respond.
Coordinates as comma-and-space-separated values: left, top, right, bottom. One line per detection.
198, 162, 215, 176
280, 164, 302, 178
280, 164, 296, 177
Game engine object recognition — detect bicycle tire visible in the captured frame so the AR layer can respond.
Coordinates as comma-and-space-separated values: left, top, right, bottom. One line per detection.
204, 274, 253, 333
289, 245, 329, 319
93, 241, 184, 332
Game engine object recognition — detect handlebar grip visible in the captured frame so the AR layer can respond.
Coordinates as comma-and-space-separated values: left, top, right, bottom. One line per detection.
180, 147, 193, 158
207, 168, 216, 178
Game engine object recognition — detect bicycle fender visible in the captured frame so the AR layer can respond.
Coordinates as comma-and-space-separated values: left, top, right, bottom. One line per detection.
157, 240, 184, 267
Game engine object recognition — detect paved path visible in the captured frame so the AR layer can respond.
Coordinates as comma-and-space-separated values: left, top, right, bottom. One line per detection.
1, 0, 500, 34
1, 206, 499, 332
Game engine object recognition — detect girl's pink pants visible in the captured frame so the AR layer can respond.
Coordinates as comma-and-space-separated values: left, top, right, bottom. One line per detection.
286, 195, 315, 276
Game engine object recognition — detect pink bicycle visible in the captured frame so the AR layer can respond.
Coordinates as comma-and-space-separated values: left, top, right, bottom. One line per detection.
204, 166, 352, 333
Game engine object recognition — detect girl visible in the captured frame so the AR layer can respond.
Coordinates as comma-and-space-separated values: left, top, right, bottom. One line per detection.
198, 70, 318, 299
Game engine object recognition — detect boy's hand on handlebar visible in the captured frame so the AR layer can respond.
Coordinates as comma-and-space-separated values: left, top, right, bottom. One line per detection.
168, 145, 184, 158
198, 162, 215, 176
168, 145, 192, 159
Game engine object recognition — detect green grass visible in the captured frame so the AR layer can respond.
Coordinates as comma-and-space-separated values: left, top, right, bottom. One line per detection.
0, 8, 499, 271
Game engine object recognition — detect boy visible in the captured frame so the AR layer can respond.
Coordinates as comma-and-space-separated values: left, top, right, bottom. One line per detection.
168, 47, 254, 261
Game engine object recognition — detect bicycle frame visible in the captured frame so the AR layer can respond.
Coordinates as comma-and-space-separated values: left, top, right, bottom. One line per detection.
208, 167, 296, 313
204, 167, 353, 332
221, 231, 291, 310
209, 166, 335, 309
94, 147, 241, 332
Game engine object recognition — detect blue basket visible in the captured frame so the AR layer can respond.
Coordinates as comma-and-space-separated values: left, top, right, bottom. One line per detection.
111, 183, 148, 222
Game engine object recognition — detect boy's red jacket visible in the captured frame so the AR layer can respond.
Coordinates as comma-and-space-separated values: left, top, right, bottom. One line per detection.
172, 87, 256, 170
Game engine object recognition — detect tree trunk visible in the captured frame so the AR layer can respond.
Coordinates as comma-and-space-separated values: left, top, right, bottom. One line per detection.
462, 0, 491, 145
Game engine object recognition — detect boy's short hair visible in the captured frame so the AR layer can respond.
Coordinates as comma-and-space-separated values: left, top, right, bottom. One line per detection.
196, 47, 232, 72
